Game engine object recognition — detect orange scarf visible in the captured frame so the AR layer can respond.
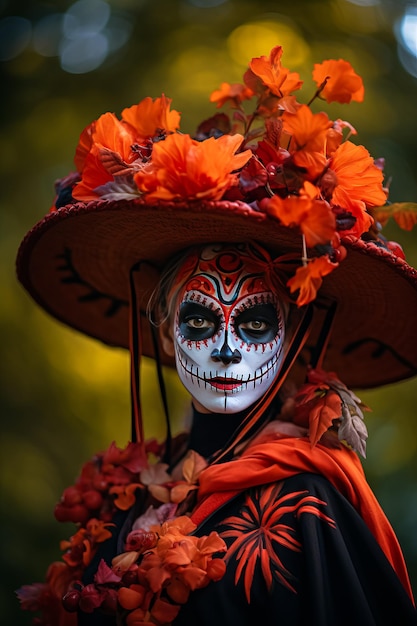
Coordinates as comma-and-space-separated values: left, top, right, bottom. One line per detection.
193, 436, 414, 603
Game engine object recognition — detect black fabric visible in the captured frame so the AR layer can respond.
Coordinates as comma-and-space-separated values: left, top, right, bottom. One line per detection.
78, 473, 417, 626
187, 407, 248, 459
175, 474, 417, 626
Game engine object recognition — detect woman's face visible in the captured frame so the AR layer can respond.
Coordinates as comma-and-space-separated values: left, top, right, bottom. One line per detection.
162, 244, 288, 414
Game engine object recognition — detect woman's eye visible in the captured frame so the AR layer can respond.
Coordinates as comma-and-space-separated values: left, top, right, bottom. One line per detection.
186, 317, 214, 329
178, 301, 219, 340
234, 303, 280, 344
239, 320, 268, 332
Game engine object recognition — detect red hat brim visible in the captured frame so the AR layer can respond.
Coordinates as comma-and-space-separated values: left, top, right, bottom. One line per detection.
16, 198, 417, 389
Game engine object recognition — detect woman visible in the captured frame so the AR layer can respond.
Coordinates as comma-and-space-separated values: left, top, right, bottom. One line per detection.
16, 46, 417, 625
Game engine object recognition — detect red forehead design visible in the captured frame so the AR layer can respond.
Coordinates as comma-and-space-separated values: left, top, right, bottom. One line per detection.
173, 244, 271, 305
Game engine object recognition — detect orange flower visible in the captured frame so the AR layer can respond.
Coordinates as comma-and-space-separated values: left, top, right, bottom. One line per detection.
72, 113, 138, 201
326, 118, 357, 156
287, 255, 338, 306
134, 133, 251, 201
157, 515, 197, 538
61, 519, 113, 567
313, 59, 364, 104
118, 584, 148, 611
150, 597, 181, 624
327, 141, 386, 236
74, 122, 95, 172
247, 45, 303, 97
210, 82, 254, 108
330, 141, 386, 207
282, 105, 332, 177
262, 182, 336, 247
72, 98, 180, 202
85, 518, 114, 543
109, 483, 143, 510
121, 95, 181, 138
283, 106, 332, 152
90, 112, 137, 163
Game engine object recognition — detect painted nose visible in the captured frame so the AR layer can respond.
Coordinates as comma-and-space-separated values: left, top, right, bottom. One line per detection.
211, 333, 242, 365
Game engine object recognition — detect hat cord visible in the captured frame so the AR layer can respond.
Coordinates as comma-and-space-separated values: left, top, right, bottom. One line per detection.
129, 263, 173, 452
309, 300, 338, 370
209, 303, 314, 465
150, 322, 173, 463
129, 263, 144, 444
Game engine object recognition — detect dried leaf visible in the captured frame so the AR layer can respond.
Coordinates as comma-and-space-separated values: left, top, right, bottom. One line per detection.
182, 450, 207, 484
239, 157, 268, 193
147, 484, 170, 503
264, 117, 283, 148
308, 391, 342, 447
170, 483, 198, 504
373, 202, 417, 231
95, 175, 139, 201
99, 147, 133, 176
338, 402, 368, 458
303, 368, 369, 456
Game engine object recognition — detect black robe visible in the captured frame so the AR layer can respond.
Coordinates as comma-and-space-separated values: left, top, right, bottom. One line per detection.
79, 410, 417, 625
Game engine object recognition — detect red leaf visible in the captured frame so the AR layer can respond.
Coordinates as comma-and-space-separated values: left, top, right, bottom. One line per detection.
308, 391, 342, 447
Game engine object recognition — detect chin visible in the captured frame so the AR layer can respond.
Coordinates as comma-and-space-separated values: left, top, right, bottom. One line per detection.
193, 391, 262, 414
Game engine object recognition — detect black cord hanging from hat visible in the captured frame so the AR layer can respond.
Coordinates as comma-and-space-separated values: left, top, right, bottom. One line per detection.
150, 322, 173, 463
129, 262, 173, 452
309, 300, 338, 370
210, 302, 314, 465
129, 263, 144, 444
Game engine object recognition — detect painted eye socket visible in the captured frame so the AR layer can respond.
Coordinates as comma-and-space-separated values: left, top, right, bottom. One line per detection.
234, 303, 280, 344
178, 302, 219, 340
186, 317, 215, 329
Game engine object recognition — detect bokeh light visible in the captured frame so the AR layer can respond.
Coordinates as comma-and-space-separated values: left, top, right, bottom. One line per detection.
186, 0, 228, 6
395, 5, 417, 78
228, 18, 310, 67
1, 0, 133, 74
0, 15, 31, 61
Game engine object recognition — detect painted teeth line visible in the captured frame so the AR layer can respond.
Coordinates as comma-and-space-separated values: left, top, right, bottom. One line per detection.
175, 345, 281, 392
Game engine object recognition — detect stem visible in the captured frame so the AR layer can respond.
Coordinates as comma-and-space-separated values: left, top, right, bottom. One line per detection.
307, 77, 329, 107
244, 109, 259, 139
301, 234, 308, 266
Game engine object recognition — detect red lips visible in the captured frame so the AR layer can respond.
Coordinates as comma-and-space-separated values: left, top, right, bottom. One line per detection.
208, 377, 242, 391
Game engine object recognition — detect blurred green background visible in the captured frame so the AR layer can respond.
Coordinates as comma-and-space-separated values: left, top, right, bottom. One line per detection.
1, 0, 417, 622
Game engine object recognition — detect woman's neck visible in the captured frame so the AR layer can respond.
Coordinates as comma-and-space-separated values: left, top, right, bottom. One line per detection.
187, 405, 250, 459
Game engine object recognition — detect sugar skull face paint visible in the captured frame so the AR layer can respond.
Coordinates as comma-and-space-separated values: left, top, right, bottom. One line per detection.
171, 244, 287, 413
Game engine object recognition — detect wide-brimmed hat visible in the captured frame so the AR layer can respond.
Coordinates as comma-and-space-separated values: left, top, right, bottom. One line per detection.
16, 46, 417, 389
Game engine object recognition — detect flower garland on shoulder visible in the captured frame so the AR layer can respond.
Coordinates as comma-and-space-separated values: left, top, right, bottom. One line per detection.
16, 439, 226, 626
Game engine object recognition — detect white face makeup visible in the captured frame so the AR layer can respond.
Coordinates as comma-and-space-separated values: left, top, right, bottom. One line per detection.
171, 244, 287, 414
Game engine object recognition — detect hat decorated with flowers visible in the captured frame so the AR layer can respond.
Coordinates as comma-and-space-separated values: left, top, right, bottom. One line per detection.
16, 45, 417, 389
